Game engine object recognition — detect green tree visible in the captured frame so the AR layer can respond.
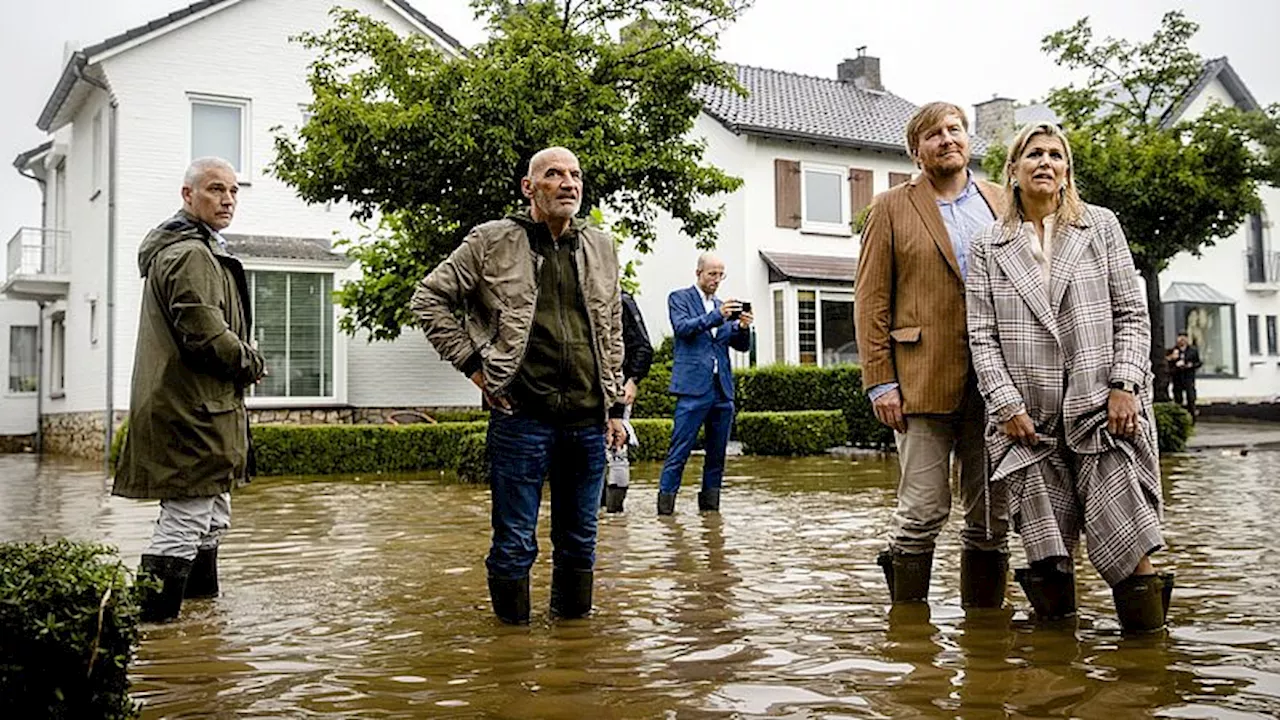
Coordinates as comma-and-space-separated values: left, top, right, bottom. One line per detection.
1040, 11, 1279, 399
272, 0, 748, 340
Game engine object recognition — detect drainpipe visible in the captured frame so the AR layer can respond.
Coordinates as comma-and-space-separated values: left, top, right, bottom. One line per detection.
16, 163, 47, 454
78, 67, 118, 473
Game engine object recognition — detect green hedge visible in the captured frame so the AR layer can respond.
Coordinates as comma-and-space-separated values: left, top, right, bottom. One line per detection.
251, 422, 487, 476
736, 410, 848, 456
454, 431, 489, 484
1153, 402, 1195, 453
0, 541, 149, 718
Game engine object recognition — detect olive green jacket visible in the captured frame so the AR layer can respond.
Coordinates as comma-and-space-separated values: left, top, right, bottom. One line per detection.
410, 212, 625, 413
112, 210, 265, 499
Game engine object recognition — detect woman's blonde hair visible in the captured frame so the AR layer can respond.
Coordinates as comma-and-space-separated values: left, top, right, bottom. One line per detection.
1000, 122, 1085, 232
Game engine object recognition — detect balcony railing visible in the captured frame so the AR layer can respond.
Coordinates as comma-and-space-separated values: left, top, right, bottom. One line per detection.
6, 227, 70, 282
1245, 248, 1280, 287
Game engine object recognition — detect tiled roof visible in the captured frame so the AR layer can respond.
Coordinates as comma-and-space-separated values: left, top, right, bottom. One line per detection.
1015, 58, 1258, 130
699, 65, 990, 157
12, 141, 52, 171
223, 233, 351, 265
759, 250, 857, 284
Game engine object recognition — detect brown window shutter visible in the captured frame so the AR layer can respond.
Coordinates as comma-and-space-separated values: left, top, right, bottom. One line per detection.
774, 159, 801, 229
889, 171, 913, 188
848, 168, 873, 215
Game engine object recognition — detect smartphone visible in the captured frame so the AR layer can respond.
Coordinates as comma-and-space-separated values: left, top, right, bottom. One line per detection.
730, 300, 751, 321
742, 301, 752, 314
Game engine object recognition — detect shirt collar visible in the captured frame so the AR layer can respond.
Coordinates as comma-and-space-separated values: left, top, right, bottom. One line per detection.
936, 170, 979, 206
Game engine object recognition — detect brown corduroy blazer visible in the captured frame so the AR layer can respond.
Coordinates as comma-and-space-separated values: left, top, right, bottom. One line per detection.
854, 174, 1005, 415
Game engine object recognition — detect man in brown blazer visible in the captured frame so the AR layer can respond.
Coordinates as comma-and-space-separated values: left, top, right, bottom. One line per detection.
854, 102, 1008, 607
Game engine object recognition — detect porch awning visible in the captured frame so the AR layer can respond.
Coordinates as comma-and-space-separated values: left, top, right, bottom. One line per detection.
1162, 281, 1235, 305
223, 234, 352, 266
759, 250, 857, 285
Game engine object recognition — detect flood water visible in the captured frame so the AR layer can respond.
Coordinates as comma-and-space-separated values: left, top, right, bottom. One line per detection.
2, 449, 1279, 719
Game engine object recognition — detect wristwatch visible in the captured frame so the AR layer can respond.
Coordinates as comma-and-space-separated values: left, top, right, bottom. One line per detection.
1109, 380, 1139, 394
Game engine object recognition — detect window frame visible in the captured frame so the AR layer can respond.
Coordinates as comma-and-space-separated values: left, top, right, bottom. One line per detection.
1248, 314, 1261, 357
188, 93, 252, 181
50, 312, 66, 398
799, 162, 852, 236
1268, 315, 1278, 357
242, 265, 344, 407
778, 283, 858, 367
1166, 301, 1238, 378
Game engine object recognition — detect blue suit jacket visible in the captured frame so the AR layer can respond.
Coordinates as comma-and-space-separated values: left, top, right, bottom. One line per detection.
667, 286, 750, 398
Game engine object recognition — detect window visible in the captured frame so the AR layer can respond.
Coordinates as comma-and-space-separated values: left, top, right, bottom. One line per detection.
801, 163, 850, 234
249, 271, 334, 398
50, 313, 65, 395
91, 110, 103, 198
8, 326, 37, 393
191, 95, 249, 173
772, 289, 785, 364
1248, 315, 1261, 356
1268, 316, 1278, 356
820, 292, 858, 365
1167, 303, 1237, 377
798, 290, 817, 364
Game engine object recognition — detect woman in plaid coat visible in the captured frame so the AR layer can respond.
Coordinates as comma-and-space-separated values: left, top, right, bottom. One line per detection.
966, 122, 1173, 634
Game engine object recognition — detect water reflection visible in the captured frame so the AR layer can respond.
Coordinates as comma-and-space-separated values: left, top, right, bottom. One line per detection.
1, 450, 1279, 718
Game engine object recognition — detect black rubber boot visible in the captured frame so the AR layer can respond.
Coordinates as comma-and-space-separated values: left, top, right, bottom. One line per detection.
600, 482, 607, 508
184, 547, 220, 599
1112, 574, 1168, 635
1160, 572, 1175, 618
960, 549, 1008, 609
138, 554, 193, 623
1014, 564, 1077, 621
697, 488, 721, 513
657, 492, 676, 516
605, 486, 627, 514
890, 551, 933, 604
550, 567, 594, 619
487, 575, 531, 625
876, 550, 896, 601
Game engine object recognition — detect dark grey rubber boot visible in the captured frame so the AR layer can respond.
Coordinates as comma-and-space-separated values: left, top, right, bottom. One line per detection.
1112, 574, 1168, 635
890, 551, 933, 604
184, 547, 219, 599
960, 549, 1008, 609
697, 488, 721, 513
138, 554, 193, 623
487, 575, 531, 625
605, 486, 627, 513
1014, 565, 1077, 621
876, 550, 896, 601
550, 567, 594, 619
657, 492, 676, 516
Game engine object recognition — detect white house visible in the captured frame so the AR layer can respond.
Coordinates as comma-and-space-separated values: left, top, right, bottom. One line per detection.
1, 298, 41, 450
2, 0, 479, 460
975, 58, 1280, 404
627, 53, 990, 370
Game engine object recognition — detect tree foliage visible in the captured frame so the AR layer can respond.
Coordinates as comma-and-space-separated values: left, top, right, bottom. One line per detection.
1039, 11, 1280, 397
272, 0, 749, 340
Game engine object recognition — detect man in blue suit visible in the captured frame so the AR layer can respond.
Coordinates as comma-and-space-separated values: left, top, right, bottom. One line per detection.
658, 253, 753, 515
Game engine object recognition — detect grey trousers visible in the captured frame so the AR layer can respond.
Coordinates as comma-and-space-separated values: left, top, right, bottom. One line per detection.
144, 492, 231, 561
889, 385, 1007, 554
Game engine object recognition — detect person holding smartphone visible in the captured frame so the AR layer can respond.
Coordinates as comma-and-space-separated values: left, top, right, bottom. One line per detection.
656, 253, 752, 515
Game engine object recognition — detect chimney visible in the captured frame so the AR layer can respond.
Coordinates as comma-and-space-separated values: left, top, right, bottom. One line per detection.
838, 47, 882, 92
974, 96, 1017, 146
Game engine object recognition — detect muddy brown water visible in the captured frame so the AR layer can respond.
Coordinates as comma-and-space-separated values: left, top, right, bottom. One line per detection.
1, 450, 1278, 719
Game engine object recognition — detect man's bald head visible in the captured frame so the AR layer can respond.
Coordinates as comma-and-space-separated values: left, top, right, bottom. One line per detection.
522, 146, 583, 227
695, 253, 725, 295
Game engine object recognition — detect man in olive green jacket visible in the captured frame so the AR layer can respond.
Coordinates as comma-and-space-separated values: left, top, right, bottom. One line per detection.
114, 157, 265, 622
412, 146, 626, 625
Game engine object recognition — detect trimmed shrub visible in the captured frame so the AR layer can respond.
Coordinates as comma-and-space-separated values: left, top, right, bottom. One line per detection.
0, 540, 149, 718
250, 421, 487, 476
630, 418, 676, 461
426, 408, 489, 423
736, 410, 848, 456
1153, 402, 1195, 453
736, 364, 893, 449
454, 431, 489, 484
632, 362, 676, 419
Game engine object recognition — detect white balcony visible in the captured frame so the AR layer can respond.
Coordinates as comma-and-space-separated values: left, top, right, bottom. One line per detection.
3, 227, 71, 302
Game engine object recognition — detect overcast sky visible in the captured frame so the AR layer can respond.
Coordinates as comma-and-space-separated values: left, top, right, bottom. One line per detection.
2, 0, 1277, 266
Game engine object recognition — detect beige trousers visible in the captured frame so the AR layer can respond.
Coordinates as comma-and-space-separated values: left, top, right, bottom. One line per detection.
889, 384, 1007, 553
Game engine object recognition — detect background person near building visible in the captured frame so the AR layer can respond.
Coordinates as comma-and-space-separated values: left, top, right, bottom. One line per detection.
113, 157, 265, 623
412, 147, 626, 625
1167, 332, 1202, 421
853, 102, 1009, 608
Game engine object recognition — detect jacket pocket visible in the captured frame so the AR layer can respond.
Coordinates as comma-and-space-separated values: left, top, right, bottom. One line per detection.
890, 326, 921, 343
202, 395, 241, 415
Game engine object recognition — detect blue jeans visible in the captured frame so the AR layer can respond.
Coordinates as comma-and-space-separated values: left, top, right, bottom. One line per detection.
658, 383, 735, 494
485, 411, 606, 580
